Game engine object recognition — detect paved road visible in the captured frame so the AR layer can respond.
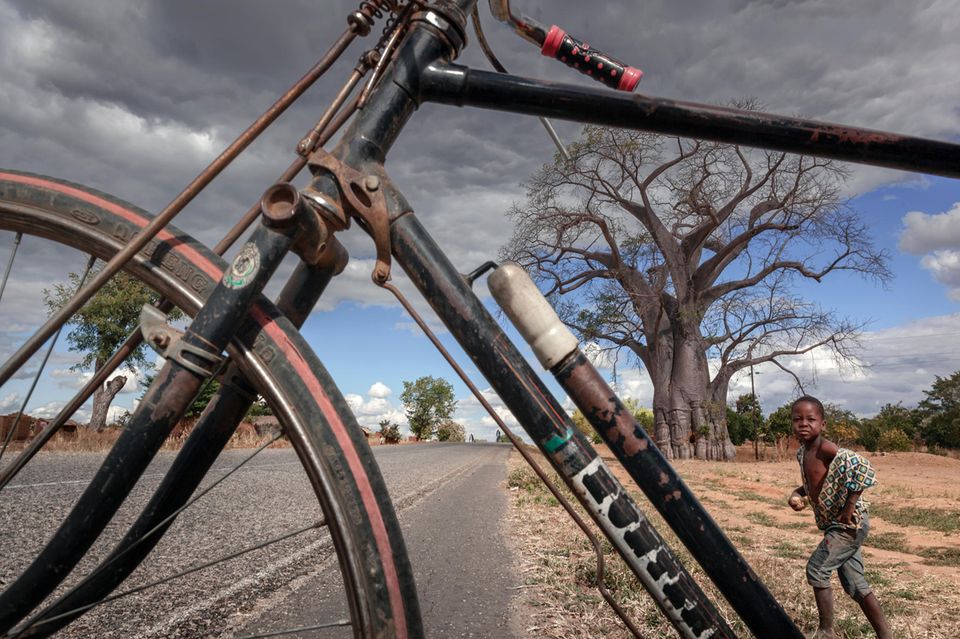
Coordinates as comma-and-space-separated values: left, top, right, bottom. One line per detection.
0, 442, 518, 638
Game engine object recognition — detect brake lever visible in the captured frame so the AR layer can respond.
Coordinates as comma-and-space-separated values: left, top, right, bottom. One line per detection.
487, 0, 642, 92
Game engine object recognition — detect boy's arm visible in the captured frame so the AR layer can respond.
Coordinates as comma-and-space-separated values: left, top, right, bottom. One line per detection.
839, 490, 862, 526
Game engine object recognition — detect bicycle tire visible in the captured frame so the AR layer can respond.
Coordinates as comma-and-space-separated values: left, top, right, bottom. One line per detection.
0, 169, 422, 639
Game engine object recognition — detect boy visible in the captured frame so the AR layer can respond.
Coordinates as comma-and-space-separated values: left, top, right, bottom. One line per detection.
788, 395, 892, 639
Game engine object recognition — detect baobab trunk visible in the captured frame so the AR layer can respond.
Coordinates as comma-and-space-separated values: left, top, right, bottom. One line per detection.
657, 334, 736, 460
89, 374, 126, 432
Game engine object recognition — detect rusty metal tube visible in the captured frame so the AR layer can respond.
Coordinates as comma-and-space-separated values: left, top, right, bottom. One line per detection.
0, 28, 357, 390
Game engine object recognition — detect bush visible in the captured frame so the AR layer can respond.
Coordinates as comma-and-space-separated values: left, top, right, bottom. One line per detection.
877, 429, 912, 452
378, 419, 402, 444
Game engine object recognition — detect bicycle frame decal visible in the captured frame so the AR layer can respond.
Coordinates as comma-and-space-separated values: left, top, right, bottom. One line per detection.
223, 243, 261, 289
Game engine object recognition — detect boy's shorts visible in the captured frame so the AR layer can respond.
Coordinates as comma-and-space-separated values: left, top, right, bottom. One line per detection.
805, 513, 872, 600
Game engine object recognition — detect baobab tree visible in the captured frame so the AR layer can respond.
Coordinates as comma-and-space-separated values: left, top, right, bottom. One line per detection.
503, 124, 889, 460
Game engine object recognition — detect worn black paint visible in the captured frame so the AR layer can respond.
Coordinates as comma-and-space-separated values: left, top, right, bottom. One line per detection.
420, 63, 960, 180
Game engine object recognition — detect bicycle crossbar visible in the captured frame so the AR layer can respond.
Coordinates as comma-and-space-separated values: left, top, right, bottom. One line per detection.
420, 63, 960, 179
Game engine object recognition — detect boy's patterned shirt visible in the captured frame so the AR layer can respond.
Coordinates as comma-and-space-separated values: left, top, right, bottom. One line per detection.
797, 446, 877, 531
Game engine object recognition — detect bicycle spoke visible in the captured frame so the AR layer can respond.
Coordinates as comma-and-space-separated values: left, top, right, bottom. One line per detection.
26, 431, 285, 622
0, 232, 22, 305
233, 620, 352, 639
12, 519, 328, 638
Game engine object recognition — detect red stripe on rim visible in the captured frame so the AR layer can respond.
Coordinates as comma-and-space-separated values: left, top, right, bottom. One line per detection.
251, 305, 408, 638
0, 171, 409, 637
0, 172, 221, 280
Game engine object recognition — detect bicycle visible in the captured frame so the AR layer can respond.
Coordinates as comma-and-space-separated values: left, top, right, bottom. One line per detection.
1, 1, 958, 637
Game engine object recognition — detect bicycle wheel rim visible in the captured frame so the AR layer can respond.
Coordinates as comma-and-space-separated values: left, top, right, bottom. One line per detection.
0, 170, 422, 639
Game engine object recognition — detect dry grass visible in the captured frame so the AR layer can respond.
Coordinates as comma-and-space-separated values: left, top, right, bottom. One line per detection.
7, 423, 290, 453
505, 448, 960, 638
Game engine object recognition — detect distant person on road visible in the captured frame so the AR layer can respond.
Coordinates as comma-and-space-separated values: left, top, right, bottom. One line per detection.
788, 395, 891, 639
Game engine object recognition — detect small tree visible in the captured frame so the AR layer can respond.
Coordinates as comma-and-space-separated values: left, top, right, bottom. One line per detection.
860, 402, 920, 452
378, 419, 402, 444
764, 403, 794, 459
436, 420, 466, 442
140, 375, 273, 420
400, 376, 457, 441
44, 270, 181, 432
733, 393, 762, 456
571, 408, 602, 444
918, 371, 960, 449
877, 429, 912, 452
725, 407, 748, 446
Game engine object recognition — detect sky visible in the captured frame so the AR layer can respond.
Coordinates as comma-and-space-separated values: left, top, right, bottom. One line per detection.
0, 0, 959, 442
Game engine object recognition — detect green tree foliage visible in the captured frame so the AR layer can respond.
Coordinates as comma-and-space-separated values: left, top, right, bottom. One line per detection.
727, 394, 761, 445
400, 376, 457, 441
823, 403, 861, 447
378, 419, 402, 444
436, 420, 466, 442
571, 408, 601, 444
44, 269, 182, 431
877, 429, 912, 452
44, 270, 177, 373
725, 408, 746, 445
918, 371, 960, 449
571, 397, 653, 445
765, 403, 794, 443
859, 402, 921, 452
139, 374, 272, 420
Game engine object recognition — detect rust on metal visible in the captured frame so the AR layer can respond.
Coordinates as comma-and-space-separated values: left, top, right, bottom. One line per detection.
557, 353, 651, 458
259, 183, 303, 229
307, 148, 393, 284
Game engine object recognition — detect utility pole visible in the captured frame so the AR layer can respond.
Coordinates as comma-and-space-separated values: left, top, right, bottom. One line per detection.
750, 364, 760, 461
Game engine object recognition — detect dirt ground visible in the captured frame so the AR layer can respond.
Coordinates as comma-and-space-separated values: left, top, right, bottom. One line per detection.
505, 445, 960, 638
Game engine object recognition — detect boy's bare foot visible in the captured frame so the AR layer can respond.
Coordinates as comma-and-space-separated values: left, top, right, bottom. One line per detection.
807, 629, 834, 639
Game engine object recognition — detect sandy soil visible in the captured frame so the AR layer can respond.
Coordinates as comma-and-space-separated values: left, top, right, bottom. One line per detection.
506, 446, 960, 638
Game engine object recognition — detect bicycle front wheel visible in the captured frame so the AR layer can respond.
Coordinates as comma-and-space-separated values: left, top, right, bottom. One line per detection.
0, 170, 422, 638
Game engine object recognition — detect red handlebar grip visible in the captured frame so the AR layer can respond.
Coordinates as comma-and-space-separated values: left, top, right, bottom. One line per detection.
542, 25, 642, 92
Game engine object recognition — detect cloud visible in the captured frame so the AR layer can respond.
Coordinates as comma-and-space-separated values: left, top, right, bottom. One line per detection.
367, 382, 392, 399
899, 203, 960, 253
0, 393, 19, 414
920, 251, 960, 301
899, 203, 960, 299
724, 312, 960, 416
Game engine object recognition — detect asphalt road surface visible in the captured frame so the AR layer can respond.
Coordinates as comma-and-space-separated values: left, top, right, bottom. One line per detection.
0, 442, 519, 638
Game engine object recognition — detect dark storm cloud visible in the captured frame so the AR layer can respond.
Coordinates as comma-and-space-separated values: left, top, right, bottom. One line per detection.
2, 0, 958, 274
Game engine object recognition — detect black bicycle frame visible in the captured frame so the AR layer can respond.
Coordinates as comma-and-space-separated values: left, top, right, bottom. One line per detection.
14, 0, 960, 636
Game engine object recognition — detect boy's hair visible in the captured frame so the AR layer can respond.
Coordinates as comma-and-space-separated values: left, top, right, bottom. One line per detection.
791, 395, 825, 418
